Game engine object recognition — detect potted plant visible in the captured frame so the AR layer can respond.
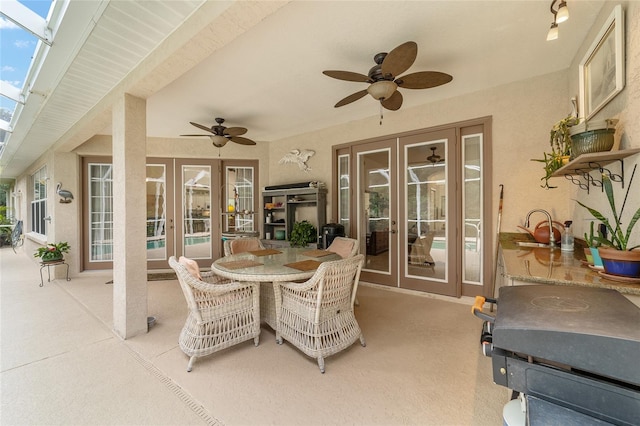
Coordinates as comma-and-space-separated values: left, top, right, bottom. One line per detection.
576, 174, 640, 278
569, 118, 618, 159
289, 221, 317, 248
34, 241, 70, 263
531, 114, 579, 189
549, 114, 578, 162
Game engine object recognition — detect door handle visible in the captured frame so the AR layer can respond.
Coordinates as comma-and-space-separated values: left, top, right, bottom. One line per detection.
390, 229, 396, 234
169, 218, 174, 230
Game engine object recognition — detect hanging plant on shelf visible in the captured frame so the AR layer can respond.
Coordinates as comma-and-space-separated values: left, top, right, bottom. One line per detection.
531, 114, 579, 189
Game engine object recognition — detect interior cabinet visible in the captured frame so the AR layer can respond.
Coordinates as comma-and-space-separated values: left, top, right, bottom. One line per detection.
262, 187, 327, 247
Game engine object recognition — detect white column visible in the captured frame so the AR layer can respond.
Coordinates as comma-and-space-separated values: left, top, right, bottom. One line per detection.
112, 93, 148, 339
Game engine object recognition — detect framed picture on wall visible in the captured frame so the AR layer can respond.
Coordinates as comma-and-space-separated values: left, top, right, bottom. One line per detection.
579, 5, 625, 121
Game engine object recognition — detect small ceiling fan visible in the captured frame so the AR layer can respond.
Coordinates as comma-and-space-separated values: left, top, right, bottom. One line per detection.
323, 41, 453, 112
180, 117, 256, 147
427, 147, 445, 164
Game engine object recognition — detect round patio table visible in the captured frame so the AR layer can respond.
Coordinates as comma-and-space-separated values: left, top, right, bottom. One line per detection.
211, 247, 340, 282
211, 247, 341, 340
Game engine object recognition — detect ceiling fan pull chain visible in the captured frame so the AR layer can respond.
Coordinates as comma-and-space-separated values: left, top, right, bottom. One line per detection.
379, 102, 384, 125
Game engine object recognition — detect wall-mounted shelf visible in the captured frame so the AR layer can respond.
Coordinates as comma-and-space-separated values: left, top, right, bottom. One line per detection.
551, 148, 640, 192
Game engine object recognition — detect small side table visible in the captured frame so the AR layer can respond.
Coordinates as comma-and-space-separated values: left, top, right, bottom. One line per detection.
39, 260, 71, 287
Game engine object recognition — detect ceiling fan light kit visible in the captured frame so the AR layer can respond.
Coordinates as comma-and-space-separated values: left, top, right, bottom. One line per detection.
546, 0, 569, 41
180, 117, 256, 149
323, 41, 453, 122
367, 80, 397, 100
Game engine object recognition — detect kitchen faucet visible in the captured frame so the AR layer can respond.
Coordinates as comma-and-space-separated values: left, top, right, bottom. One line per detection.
524, 209, 557, 248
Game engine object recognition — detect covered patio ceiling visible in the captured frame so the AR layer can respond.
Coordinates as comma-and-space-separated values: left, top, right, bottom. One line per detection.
0, 0, 606, 179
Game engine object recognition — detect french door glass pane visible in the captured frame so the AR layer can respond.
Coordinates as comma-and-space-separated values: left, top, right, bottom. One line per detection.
89, 163, 113, 261
224, 166, 254, 233
146, 164, 167, 260
359, 150, 390, 273
463, 134, 483, 284
405, 142, 447, 280
183, 165, 211, 259
338, 154, 350, 236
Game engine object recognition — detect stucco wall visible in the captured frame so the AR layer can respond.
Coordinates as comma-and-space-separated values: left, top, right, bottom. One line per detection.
268, 69, 574, 235
269, 1, 640, 249
569, 1, 640, 248
15, 1, 640, 271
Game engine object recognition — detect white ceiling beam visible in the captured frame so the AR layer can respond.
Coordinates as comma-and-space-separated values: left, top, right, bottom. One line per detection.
0, 80, 24, 104
0, 118, 12, 132
0, 0, 52, 45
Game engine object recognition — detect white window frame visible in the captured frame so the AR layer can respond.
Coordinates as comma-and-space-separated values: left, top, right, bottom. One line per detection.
30, 166, 47, 236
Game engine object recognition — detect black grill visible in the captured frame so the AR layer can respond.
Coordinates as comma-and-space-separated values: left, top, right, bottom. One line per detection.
473, 285, 640, 425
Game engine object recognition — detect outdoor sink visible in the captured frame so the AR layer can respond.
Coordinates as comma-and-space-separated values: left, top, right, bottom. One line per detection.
517, 241, 552, 248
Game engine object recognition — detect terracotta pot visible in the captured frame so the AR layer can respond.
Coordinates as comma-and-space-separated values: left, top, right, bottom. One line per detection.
598, 247, 640, 278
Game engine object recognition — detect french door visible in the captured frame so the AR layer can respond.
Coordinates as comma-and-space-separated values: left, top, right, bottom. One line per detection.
333, 118, 491, 297
399, 129, 458, 296
82, 157, 257, 271
352, 139, 398, 286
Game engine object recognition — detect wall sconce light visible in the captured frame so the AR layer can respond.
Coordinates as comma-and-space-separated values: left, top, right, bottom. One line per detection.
546, 0, 569, 41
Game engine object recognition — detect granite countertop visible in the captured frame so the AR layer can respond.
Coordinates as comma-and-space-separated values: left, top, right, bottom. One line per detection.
500, 233, 640, 296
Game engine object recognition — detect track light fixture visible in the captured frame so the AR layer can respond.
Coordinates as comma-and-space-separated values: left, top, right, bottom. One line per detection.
556, 1, 569, 23
547, 21, 559, 41
546, 0, 569, 41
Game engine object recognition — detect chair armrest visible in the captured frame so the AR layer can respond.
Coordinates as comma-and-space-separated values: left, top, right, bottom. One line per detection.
200, 270, 232, 285
187, 273, 257, 295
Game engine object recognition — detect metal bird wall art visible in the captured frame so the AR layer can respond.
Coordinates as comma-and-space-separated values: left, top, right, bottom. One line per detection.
278, 149, 315, 173
56, 183, 74, 203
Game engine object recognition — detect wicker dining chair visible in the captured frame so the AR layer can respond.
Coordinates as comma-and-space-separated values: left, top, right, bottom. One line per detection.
327, 236, 361, 305
223, 237, 265, 256
221, 237, 276, 331
274, 254, 366, 373
169, 256, 260, 372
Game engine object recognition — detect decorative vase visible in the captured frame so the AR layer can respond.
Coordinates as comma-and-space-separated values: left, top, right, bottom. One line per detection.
598, 247, 640, 278
569, 119, 618, 160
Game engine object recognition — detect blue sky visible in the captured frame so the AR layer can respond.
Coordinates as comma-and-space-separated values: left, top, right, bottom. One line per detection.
1, 0, 53, 116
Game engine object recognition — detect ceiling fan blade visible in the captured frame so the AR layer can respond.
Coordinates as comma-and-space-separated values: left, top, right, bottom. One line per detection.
189, 122, 215, 133
381, 41, 417, 78
335, 89, 368, 108
381, 90, 403, 111
224, 126, 247, 136
323, 70, 371, 83
396, 71, 453, 89
180, 134, 211, 137
229, 136, 256, 145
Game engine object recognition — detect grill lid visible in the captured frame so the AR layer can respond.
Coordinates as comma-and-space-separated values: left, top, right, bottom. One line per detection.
493, 285, 640, 386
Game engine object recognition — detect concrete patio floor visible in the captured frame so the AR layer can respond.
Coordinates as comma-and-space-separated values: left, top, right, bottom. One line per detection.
1, 245, 506, 425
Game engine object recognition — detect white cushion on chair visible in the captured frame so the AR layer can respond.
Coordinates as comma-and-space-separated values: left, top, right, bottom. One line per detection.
179, 256, 202, 280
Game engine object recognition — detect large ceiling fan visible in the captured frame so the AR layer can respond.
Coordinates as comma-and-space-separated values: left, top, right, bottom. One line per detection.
323, 41, 452, 112
180, 117, 256, 147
